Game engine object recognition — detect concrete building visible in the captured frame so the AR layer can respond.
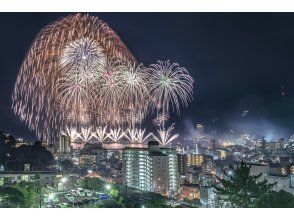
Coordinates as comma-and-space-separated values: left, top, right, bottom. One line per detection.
196, 124, 204, 141
59, 135, 71, 154
181, 183, 200, 200
200, 185, 216, 207
249, 163, 269, 181
267, 174, 294, 195
78, 143, 107, 169
122, 141, 179, 197
177, 154, 204, 175
0, 171, 78, 190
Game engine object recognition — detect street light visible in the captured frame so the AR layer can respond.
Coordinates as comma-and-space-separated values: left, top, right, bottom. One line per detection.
105, 183, 111, 191
48, 193, 55, 204
61, 177, 67, 183
60, 177, 67, 192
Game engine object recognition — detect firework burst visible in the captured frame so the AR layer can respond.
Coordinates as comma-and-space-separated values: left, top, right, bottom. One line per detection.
12, 14, 194, 146
153, 124, 179, 146
149, 60, 193, 118
12, 13, 135, 141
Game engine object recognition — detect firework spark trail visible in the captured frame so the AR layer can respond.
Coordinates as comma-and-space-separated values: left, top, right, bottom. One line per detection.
152, 113, 170, 127
149, 60, 193, 128
78, 126, 94, 143
61, 126, 80, 142
153, 124, 179, 146
92, 126, 108, 142
108, 128, 125, 143
12, 13, 136, 141
135, 128, 153, 144
12, 14, 194, 146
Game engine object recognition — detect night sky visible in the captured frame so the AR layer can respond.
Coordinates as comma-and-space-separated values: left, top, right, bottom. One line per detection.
1, 13, 294, 141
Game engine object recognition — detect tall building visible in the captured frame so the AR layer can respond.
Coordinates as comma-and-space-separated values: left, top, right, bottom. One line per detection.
261, 137, 266, 153
196, 123, 204, 142
59, 135, 71, 154
177, 154, 187, 175
122, 141, 179, 196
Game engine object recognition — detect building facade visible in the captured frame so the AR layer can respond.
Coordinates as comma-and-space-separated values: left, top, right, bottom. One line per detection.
122, 141, 179, 197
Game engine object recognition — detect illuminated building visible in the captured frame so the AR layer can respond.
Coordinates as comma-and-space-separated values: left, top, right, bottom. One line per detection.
185, 172, 200, 184
187, 154, 204, 167
269, 162, 288, 177
15, 138, 28, 147
216, 149, 227, 160
195, 123, 204, 141
59, 135, 71, 154
78, 154, 97, 168
200, 186, 216, 207
201, 160, 217, 175
177, 154, 187, 175
122, 141, 178, 196
181, 183, 200, 200
0, 171, 78, 189
177, 154, 204, 175
78, 143, 106, 168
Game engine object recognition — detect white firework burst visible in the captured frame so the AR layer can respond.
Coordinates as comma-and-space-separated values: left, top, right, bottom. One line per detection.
153, 123, 179, 146
93, 126, 108, 142
79, 126, 94, 143
108, 128, 125, 142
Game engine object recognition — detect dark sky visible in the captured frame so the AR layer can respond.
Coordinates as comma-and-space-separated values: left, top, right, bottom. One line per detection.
1, 13, 294, 141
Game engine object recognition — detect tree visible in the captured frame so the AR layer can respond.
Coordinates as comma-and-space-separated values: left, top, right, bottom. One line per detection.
78, 177, 105, 191
214, 161, 275, 207
0, 131, 16, 167
97, 199, 125, 208
109, 189, 119, 198
59, 159, 74, 171
0, 187, 25, 207
13, 181, 37, 207
144, 198, 170, 208
254, 190, 294, 208
8, 142, 54, 171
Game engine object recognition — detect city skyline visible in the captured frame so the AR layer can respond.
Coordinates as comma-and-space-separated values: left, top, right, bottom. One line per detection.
1, 13, 294, 141
1, 10, 294, 209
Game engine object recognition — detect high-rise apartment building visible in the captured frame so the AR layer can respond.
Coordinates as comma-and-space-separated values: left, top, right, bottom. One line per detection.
59, 135, 71, 154
122, 141, 178, 196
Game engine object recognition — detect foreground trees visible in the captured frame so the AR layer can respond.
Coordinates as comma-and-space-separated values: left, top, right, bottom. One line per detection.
0, 180, 39, 207
78, 177, 105, 191
0, 131, 54, 171
254, 190, 294, 208
214, 161, 294, 208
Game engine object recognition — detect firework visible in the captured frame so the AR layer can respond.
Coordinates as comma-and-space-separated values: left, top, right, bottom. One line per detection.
12, 13, 194, 146
152, 113, 170, 127
93, 126, 108, 143
135, 128, 153, 144
108, 128, 125, 142
149, 60, 193, 125
79, 126, 94, 143
125, 128, 138, 143
61, 126, 79, 142
153, 124, 179, 146
12, 13, 135, 141
124, 128, 153, 143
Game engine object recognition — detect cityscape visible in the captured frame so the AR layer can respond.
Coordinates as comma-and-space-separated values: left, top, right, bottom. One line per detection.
1, 12, 294, 208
